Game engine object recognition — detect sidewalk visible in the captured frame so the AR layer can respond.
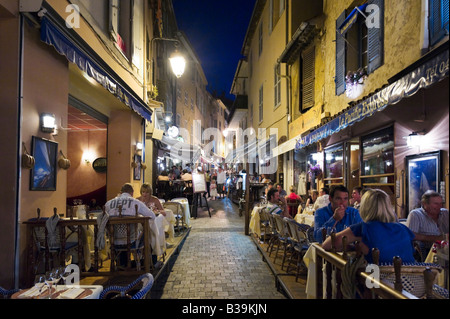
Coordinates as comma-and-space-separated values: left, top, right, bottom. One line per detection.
149, 197, 286, 299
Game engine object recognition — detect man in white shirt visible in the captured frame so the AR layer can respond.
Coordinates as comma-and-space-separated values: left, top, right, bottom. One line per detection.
105, 183, 157, 266
314, 187, 330, 211
216, 167, 226, 198
407, 191, 449, 258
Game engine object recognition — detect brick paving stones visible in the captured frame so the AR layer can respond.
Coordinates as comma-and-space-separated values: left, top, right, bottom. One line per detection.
150, 198, 286, 299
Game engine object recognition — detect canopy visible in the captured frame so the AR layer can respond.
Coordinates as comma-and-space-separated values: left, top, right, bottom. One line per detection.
338, 3, 368, 35
40, 17, 152, 122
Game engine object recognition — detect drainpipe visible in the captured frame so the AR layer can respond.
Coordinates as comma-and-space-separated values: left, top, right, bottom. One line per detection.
14, 14, 25, 289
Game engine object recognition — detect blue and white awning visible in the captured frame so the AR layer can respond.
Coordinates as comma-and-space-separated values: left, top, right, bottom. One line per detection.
40, 17, 152, 122
338, 3, 368, 35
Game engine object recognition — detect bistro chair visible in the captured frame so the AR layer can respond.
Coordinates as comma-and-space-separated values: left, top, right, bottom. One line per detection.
109, 205, 146, 272
30, 208, 79, 274
272, 214, 290, 269
100, 273, 154, 299
156, 181, 171, 201
163, 201, 185, 235
376, 254, 446, 299
1, 286, 20, 299
258, 207, 271, 244
284, 218, 311, 281
286, 198, 302, 218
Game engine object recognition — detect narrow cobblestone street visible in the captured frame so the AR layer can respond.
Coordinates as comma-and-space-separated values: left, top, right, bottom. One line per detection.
150, 197, 286, 299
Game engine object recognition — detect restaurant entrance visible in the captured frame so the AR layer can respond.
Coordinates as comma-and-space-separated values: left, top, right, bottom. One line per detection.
66, 100, 108, 211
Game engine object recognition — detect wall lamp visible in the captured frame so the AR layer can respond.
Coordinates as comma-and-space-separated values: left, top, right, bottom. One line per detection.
136, 142, 143, 152
405, 131, 426, 148
40, 113, 56, 133
151, 37, 186, 80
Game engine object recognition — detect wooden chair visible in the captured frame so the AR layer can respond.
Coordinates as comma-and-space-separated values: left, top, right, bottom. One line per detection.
30, 208, 80, 274
156, 181, 171, 201
100, 273, 154, 299
286, 198, 301, 218
109, 205, 146, 272
163, 201, 185, 235
284, 218, 311, 281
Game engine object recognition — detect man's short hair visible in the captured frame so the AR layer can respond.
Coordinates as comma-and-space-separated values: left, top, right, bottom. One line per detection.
267, 188, 278, 201
352, 186, 363, 194
120, 183, 134, 195
330, 185, 349, 199
421, 190, 442, 205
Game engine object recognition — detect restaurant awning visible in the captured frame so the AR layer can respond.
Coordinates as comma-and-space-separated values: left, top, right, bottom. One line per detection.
40, 16, 152, 122
295, 48, 449, 151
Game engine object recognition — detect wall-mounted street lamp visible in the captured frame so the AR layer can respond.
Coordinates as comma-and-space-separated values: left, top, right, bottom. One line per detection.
151, 37, 186, 80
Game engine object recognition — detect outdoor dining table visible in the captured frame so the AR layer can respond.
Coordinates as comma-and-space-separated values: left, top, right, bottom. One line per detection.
11, 285, 103, 299
249, 205, 265, 238
294, 213, 315, 226
170, 198, 191, 227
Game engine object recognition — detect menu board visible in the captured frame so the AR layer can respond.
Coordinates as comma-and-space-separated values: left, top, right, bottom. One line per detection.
192, 173, 207, 193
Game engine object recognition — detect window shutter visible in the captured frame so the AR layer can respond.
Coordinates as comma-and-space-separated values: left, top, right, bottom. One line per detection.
132, 0, 143, 70
429, 0, 449, 46
109, 0, 119, 41
335, 11, 346, 96
302, 46, 315, 110
367, 0, 384, 74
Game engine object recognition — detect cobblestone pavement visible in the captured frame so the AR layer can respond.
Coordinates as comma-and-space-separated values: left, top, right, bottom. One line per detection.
150, 197, 286, 299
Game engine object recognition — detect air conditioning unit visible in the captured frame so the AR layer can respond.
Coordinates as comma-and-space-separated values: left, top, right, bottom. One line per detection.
19, 0, 43, 12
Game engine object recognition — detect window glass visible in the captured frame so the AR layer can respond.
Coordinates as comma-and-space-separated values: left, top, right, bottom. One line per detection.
325, 145, 344, 179
362, 127, 394, 177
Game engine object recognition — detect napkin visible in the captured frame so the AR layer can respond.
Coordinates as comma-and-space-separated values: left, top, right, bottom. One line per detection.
58, 288, 85, 299
18, 285, 46, 298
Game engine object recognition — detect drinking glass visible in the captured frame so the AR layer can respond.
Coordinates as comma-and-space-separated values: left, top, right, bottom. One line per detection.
34, 275, 46, 292
45, 270, 58, 299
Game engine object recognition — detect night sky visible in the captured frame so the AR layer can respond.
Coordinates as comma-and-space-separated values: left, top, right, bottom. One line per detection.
172, 0, 256, 101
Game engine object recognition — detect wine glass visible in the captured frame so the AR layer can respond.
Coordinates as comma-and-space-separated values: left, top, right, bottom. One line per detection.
34, 275, 46, 292
44, 270, 58, 299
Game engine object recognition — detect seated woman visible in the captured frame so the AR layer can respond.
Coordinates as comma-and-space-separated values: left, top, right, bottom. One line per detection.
157, 170, 170, 182
305, 190, 319, 207
286, 186, 304, 217
322, 188, 415, 264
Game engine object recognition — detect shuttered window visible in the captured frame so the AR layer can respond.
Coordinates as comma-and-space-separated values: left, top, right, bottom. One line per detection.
274, 64, 281, 108
429, 0, 449, 47
259, 85, 264, 123
301, 46, 315, 111
335, 0, 384, 95
335, 11, 346, 96
367, 0, 384, 74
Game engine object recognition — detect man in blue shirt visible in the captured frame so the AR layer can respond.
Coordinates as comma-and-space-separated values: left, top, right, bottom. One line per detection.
313, 185, 362, 243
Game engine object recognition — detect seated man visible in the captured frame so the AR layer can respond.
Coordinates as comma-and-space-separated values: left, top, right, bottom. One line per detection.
266, 188, 290, 218
105, 183, 156, 266
406, 190, 449, 258
313, 185, 362, 243
313, 187, 330, 211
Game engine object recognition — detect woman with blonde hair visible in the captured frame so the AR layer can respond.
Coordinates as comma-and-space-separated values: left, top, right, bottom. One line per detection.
322, 188, 415, 263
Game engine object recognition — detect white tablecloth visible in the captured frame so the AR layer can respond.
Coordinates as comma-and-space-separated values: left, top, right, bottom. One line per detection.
171, 198, 191, 227
249, 206, 265, 237
295, 213, 315, 226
